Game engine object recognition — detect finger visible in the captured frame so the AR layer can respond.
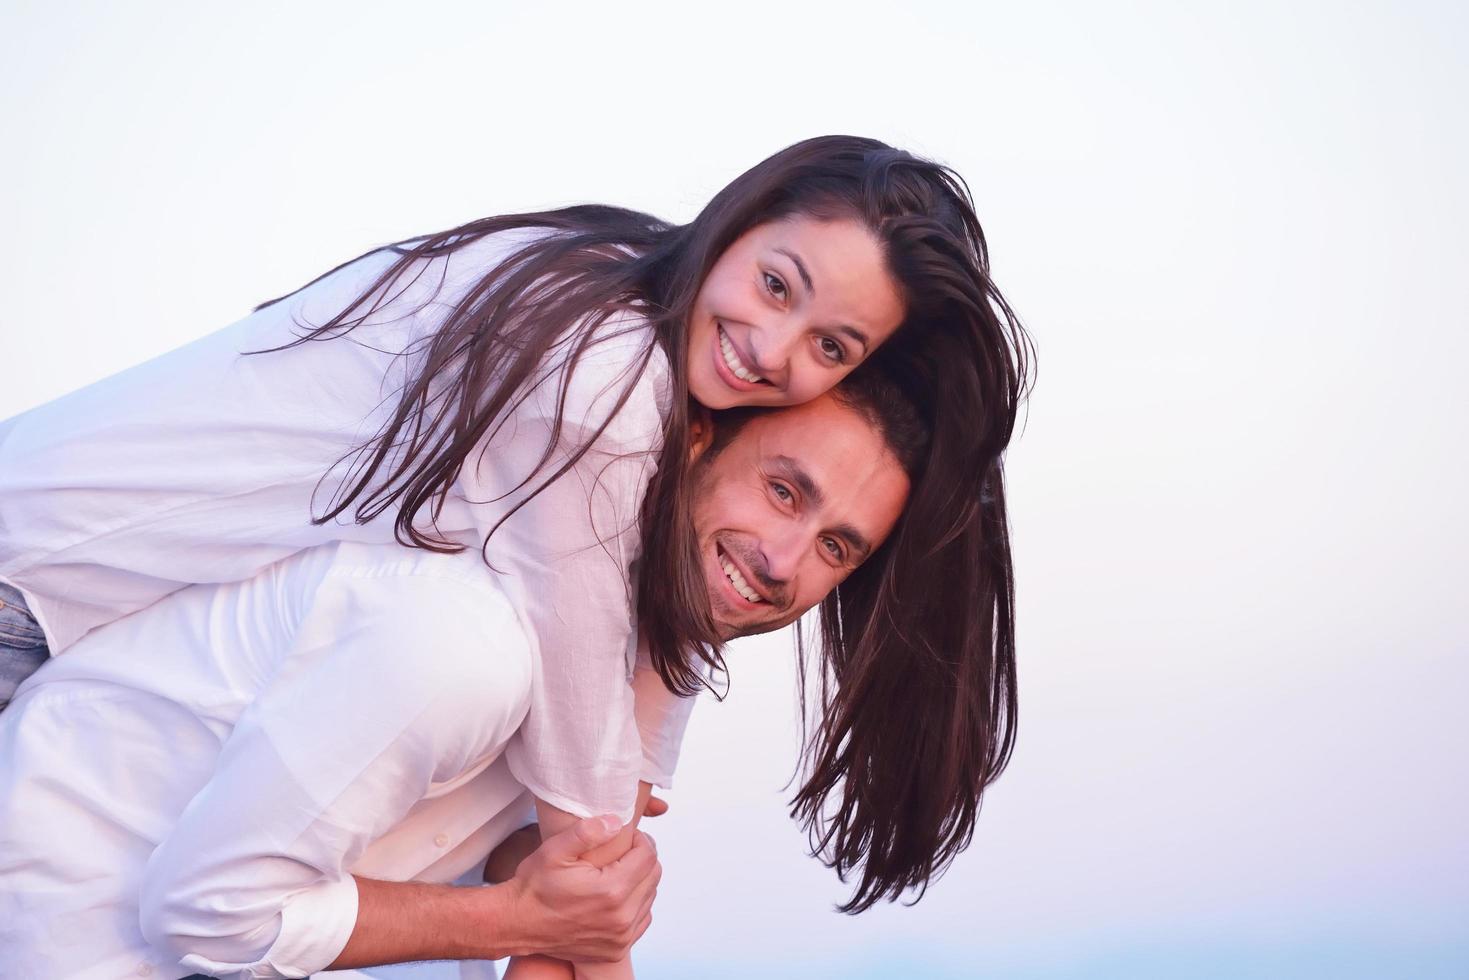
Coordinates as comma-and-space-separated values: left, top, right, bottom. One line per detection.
643, 795, 670, 818
624, 845, 662, 908
602, 829, 658, 885
538, 814, 621, 864
630, 909, 653, 946
632, 862, 661, 920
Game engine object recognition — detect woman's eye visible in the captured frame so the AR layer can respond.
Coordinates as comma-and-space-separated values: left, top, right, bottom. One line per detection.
764, 272, 788, 300
818, 337, 847, 364
770, 481, 792, 503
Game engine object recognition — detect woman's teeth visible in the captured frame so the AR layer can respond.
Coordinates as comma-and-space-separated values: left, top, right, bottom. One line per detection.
719, 328, 765, 384
719, 554, 765, 603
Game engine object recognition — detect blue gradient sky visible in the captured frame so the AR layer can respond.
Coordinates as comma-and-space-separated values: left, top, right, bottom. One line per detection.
2, 2, 1464, 977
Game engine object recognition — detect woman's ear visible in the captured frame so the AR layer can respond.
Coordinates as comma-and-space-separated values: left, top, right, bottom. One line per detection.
688, 405, 715, 464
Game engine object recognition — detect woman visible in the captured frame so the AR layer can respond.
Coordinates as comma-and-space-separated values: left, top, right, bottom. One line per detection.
0, 135, 1030, 967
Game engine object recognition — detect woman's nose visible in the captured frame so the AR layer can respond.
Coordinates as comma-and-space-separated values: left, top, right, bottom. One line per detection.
746, 323, 798, 390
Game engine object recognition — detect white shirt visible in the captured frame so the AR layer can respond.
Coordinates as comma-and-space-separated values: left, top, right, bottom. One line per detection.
0, 541, 556, 979
0, 228, 685, 820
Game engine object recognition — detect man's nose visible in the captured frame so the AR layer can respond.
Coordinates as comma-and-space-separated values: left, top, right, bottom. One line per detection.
759, 532, 807, 585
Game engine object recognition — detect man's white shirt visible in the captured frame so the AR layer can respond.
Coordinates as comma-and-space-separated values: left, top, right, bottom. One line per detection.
0, 540, 688, 979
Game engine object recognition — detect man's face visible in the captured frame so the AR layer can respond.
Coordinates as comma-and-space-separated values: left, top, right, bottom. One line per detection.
692, 394, 911, 640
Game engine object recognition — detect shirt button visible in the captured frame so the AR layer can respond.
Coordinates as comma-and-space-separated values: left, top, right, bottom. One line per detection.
434, 833, 450, 848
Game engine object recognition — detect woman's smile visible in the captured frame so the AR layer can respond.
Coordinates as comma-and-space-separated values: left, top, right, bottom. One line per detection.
713, 324, 769, 390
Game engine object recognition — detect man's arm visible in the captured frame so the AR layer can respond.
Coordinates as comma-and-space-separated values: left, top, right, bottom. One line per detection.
331, 814, 659, 967
137, 571, 656, 976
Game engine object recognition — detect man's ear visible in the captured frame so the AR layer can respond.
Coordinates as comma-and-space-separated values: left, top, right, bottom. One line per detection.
688, 406, 715, 464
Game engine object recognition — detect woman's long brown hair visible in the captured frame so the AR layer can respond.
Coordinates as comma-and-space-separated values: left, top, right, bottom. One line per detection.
795, 248, 1031, 913
256, 135, 1033, 913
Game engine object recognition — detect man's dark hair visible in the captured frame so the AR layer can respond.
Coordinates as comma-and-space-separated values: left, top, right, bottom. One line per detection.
704, 368, 929, 480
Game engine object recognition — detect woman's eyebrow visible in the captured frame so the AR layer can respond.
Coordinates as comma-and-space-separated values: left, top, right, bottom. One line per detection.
774, 248, 815, 295
772, 248, 871, 353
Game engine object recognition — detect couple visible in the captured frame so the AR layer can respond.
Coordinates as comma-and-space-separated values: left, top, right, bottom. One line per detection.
0, 136, 1030, 979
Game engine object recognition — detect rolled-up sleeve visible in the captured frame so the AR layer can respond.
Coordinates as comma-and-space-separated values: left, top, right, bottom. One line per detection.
138, 568, 533, 978
632, 641, 701, 789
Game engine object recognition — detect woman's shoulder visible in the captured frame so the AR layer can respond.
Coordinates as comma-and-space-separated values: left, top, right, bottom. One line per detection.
528, 304, 672, 451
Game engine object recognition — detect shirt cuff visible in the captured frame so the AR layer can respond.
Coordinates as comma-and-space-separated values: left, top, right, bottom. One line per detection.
640, 751, 676, 789
505, 743, 640, 823
177, 874, 360, 980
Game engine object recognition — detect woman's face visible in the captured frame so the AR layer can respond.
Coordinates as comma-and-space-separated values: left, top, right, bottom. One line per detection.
686, 214, 906, 410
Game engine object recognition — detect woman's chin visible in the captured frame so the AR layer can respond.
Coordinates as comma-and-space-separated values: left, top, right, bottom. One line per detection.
687, 371, 737, 410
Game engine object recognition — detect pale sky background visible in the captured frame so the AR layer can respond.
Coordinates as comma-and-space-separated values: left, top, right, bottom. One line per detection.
2, 2, 1466, 978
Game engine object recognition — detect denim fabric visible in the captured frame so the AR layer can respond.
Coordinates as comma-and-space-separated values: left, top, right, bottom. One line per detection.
0, 581, 50, 710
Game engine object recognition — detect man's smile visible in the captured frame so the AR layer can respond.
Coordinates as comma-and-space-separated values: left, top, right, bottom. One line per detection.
715, 542, 771, 607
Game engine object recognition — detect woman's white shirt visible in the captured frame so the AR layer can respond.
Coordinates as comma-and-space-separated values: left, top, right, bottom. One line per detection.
0, 228, 689, 819
0, 542, 539, 979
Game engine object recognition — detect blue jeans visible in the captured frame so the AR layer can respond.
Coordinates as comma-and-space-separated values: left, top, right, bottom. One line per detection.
0, 581, 50, 710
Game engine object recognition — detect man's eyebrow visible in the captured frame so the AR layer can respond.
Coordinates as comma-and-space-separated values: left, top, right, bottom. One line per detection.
770, 455, 873, 559
831, 521, 874, 561
836, 324, 872, 354
771, 455, 823, 507
773, 248, 872, 354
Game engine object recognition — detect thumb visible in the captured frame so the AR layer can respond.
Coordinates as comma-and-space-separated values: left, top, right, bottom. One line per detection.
540, 814, 622, 863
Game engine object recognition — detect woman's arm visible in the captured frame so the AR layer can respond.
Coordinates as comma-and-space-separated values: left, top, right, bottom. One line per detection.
458, 311, 671, 829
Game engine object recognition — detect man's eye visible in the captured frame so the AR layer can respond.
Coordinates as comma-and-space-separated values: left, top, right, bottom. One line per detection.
820, 536, 843, 559
764, 272, 788, 300
818, 337, 847, 364
770, 482, 792, 502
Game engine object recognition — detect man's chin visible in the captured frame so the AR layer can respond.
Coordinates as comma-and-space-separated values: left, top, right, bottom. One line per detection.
714, 614, 787, 642
707, 584, 785, 640
710, 608, 752, 642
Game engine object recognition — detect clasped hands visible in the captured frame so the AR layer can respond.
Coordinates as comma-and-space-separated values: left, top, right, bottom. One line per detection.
485, 795, 669, 964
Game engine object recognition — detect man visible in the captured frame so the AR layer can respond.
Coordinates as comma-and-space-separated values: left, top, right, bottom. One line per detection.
0, 374, 917, 979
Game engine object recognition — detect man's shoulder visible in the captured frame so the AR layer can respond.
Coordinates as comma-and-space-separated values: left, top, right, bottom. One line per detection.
306, 543, 529, 675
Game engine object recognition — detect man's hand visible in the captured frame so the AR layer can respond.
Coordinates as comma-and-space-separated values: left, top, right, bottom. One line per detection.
485, 795, 669, 886
502, 815, 661, 963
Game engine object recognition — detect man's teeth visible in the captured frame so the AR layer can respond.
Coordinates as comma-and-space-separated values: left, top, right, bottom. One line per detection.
719, 555, 765, 603
719, 328, 765, 384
